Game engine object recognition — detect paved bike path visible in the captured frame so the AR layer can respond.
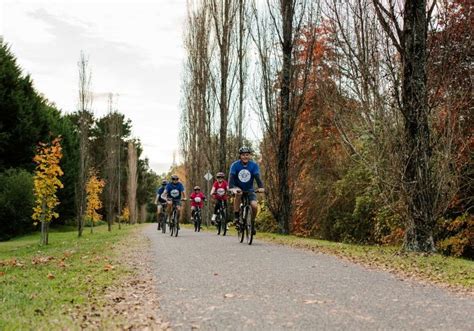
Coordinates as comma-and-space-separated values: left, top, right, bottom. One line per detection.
144, 225, 474, 330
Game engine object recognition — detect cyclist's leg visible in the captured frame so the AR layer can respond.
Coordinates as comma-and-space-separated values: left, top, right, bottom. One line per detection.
249, 193, 258, 235
166, 200, 173, 219
212, 201, 219, 223
191, 206, 196, 221
157, 204, 162, 229
231, 188, 242, 223
175, 201, 182, 229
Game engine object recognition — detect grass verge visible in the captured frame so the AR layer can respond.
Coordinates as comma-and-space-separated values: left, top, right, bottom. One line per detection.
188, 223, 473, 292
0, 224, 138, 330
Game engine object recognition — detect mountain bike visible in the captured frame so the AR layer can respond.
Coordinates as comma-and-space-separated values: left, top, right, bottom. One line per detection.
215, 200, 227, 236
237, 192, 254, 245
157, 203, 167, 233
193, 206, 202, 232
169, 200, 184, 237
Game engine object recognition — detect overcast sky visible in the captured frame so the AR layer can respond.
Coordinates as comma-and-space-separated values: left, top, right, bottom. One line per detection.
1, 0, 187, 174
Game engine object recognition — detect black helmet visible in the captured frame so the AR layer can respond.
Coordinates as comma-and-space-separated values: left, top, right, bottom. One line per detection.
171, 174, 179, 180
161, 180, 168, 185
238, 146, 252, 154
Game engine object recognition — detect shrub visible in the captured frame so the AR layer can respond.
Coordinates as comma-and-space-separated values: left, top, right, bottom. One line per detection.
255, 200, 279, 233
0, 168, 35, 240
437, 214, 474, 258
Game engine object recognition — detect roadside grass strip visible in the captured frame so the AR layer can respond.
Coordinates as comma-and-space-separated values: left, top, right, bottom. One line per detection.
0, 225, 135, 330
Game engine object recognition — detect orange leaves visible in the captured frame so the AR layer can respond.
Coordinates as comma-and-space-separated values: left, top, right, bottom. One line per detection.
31, 256, 55, 265
103, 264, 115, 272
32, 137, 64, 224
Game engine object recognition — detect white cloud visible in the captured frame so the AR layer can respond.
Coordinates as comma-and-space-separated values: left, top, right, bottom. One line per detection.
3, 0, 187, 173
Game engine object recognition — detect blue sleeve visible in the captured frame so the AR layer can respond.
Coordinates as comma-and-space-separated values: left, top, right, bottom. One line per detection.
229, 173, 237, 188
253, 162, 260, 176
165, 184, 171, 193
230, 162, 237, 175
179, 183, 185, 192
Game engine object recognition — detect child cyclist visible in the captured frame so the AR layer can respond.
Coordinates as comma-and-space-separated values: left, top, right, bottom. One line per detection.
210, 172, 228, 225
189, 186, 206, 226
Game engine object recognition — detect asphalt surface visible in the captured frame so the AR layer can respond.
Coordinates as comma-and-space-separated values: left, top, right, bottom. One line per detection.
144, 224, 474, 330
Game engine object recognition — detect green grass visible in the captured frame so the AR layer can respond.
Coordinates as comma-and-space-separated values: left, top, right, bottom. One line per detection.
0, 224, 137, 330
190, 223, 473, 291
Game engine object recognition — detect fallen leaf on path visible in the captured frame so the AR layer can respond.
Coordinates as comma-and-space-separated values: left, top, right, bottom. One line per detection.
224, 293, 235, 298
103, 264, 114, 271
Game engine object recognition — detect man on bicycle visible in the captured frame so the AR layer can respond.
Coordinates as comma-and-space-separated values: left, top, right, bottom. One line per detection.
210, 172, 228, 224
162, 174, 186, 228
154, 179, 168, 230
228, 147, 264, 234
189, 185, 206, 224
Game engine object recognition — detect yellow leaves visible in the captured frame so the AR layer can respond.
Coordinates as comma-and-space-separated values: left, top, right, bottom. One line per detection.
47, 273, 55, 280
120, 206, 130, 222
32, 137, 64, 224
86, 168, 105, 224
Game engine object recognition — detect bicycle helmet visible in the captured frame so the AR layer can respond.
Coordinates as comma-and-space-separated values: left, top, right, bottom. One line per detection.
171, 174, 179, 180
238, 146, 252, 154
194, 186, 201, 191
216, 172, 225, 178
161, 180, 168, 185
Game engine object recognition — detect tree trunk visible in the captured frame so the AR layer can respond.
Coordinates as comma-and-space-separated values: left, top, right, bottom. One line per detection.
277, 0, 294, 234
401, 0, 435, 252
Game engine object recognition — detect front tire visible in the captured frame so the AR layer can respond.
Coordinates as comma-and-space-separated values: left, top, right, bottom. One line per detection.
239, 210, 245, 243
221, 210, 227, 236
245, 207, 253, 245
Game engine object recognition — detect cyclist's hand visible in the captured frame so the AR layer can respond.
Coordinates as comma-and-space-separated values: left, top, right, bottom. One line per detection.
256, 188, 265, 194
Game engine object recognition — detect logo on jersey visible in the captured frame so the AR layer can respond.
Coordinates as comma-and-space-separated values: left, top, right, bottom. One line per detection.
216, 188, 226, 196
238, 169, 251, 183
194, 197, 201, 203
170, 189, 180, 198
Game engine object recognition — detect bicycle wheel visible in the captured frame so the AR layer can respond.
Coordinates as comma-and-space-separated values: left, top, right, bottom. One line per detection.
248, 216, 254, 245
174, 211, 179, 237
161, 214, 166, 234
216, 215, 221, 235
239, 209, 245, 243
170, 211, 175, 237
221, 210, 227, 236
196, 214, 201, 232
245, 206, 253, 245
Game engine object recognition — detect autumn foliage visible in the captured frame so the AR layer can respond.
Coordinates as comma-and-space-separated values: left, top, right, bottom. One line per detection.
32, 137, 64, 244
85, 168, 105, 231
